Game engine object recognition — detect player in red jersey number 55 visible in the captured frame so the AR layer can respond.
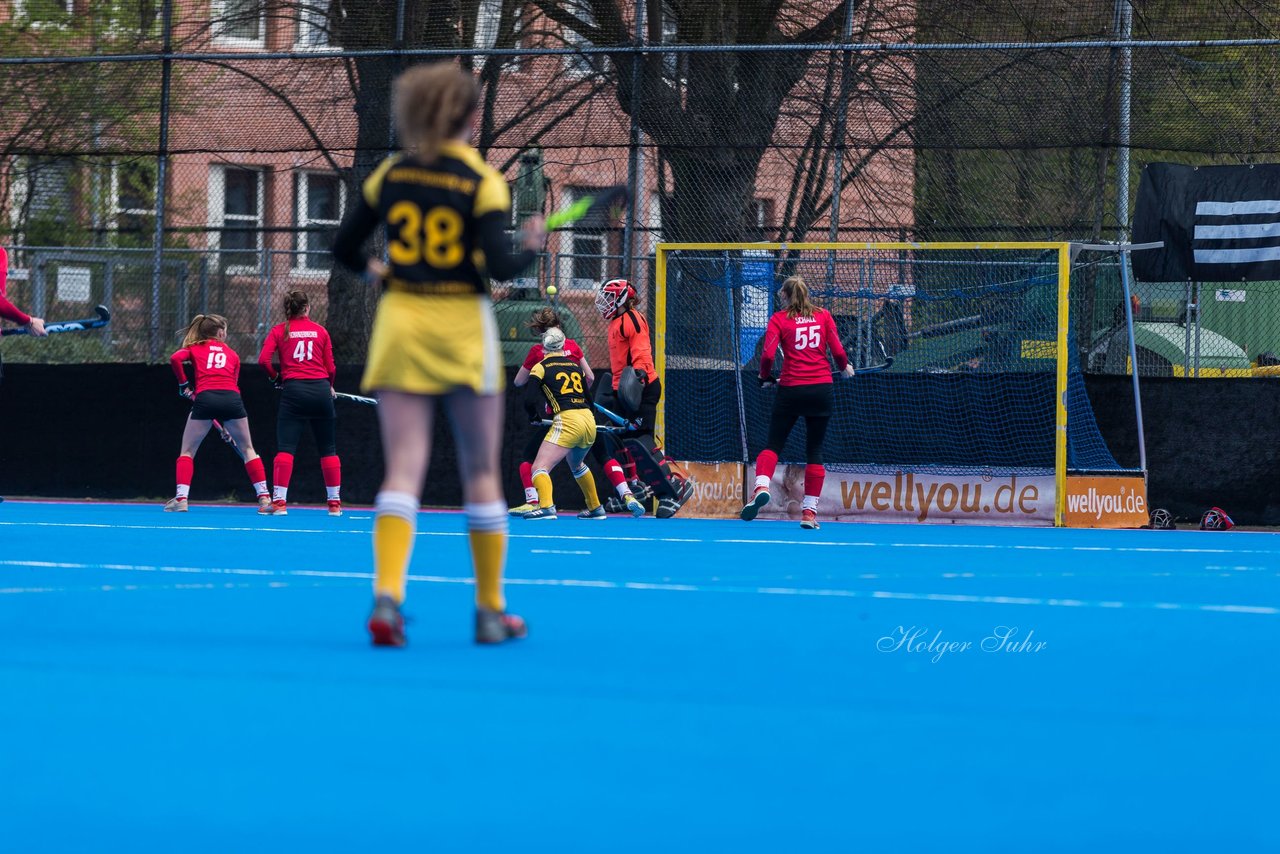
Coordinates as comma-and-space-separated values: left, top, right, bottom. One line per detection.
742, 275, 853, 530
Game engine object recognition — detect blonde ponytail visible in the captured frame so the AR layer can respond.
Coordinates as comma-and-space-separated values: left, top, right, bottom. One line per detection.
780, 275, 819, 319
393, 63, 480, 164
181, 313, 228, 346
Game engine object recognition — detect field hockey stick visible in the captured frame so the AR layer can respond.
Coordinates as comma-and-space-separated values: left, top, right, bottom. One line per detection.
211, 419, 246, 460
0, 304, 111, 337
593, 402, 636, 428
335, 392, 378, 405
544, 185, 630, 230
539, 418, 624, 434
836, 356, 895, 378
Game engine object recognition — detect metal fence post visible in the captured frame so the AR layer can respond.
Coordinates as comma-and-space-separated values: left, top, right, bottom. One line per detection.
148, 0, 174, 362
621, 0, 646, 281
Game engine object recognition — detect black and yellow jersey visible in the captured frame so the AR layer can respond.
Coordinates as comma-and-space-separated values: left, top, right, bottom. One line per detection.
529, 353, 590, 415
332, 141, 535, 294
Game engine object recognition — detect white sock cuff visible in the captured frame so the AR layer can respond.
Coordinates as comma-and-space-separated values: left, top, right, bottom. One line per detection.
802, 495, 819, 511
571, 464, 590, 479
466, 500, 508, 533
532, 468, 549, 479
374, 490, 419, 523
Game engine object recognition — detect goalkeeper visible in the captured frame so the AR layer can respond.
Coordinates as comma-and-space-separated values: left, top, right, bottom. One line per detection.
741, 275, 852, 530
592, 278, 693, 519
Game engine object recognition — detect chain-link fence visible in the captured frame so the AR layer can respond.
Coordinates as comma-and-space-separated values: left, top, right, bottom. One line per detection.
4, 1, 1280, 370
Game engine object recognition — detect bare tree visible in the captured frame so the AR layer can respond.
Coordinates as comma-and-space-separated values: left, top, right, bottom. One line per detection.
531, 0, 852, 243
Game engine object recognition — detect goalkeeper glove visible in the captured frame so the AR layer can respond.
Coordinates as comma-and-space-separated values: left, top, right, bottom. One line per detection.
178, 382, 194, 400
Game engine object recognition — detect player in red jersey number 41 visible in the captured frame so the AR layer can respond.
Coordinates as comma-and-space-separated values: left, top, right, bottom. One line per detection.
257, 290, 343, 517
742, 275, 853, 530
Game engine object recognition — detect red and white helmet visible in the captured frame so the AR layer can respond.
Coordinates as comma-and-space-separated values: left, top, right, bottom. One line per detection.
596, 278, 636, 320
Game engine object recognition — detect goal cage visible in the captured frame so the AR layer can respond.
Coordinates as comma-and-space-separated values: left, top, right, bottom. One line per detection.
654, 242, 1148, 527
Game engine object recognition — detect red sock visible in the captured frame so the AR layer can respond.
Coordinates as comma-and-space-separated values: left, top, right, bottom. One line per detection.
604, 458, 627, 490
176, 455, 194, 496
273, 453, 295, 490
622, 460, 638, 481
245, 457, 267, 492
519, 461, 534, 491
804, 463, 826, 498
756, 449, 779, 482
320, 455, 341, 487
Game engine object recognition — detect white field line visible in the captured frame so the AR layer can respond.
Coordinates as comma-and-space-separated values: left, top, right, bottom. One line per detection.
3, 520, 1280, 556
0, 559, 1274, 615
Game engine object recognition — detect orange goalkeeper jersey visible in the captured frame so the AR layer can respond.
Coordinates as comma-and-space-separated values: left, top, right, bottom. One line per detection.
607, 308, 657, 390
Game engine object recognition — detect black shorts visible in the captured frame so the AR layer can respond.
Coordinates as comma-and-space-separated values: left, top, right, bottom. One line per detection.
280, 379, 336, 419
774, 383, 833, 419
190, 390, 248, 422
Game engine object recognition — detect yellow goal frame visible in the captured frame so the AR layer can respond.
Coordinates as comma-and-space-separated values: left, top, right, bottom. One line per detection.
654, 241, 1073, 525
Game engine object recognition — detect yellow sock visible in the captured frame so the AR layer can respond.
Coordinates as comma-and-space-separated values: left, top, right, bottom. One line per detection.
574, 466, 601, 510
533, 470, 554, 508
470, 530, 506, 612
372, 500, 416, 603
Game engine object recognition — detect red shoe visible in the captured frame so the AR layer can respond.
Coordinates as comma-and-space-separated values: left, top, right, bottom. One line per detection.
328, 500, 343, 517
267, 499, 287, 516
801, 508, 820, 530
368, 595, 406, 647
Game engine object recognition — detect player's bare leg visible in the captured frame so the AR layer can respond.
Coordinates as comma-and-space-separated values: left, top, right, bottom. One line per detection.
221, 417, 271, 512
367, 391, 434, 647
448, 390, 527, 644
166, 416, 213, 511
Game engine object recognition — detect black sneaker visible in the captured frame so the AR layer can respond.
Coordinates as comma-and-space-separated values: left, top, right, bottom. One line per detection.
475, 608, 528, 644
521, 505, 557, 520
367, 595, 407, 647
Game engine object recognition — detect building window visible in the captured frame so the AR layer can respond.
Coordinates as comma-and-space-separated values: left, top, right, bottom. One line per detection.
112, 160, 156, 248
213, 0, 265, 46
11, 0, 74, 27
10, 157, 75, 246
473, 0, 524, 72
295, 172, 344, 273
660, 2, 681, 82
562, 0, 604, 78
294, 1, 335, 51
561, 187, 610, 289
208, 166, 264, 272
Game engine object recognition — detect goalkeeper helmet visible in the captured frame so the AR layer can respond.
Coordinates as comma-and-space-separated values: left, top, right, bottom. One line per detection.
596, 278, 635, 320
1199, 507, 1235, 530
1148, 508, 1175, 530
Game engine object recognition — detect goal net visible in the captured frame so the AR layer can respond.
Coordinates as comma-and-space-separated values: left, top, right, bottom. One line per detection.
656, 242, 1144, 525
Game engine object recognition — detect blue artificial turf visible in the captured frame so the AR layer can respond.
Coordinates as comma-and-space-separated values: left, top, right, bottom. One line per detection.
0, 501, 1276, 852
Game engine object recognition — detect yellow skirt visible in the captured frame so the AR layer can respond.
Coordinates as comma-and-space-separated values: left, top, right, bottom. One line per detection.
361, 292, 504, 396
543, 408, 597, 449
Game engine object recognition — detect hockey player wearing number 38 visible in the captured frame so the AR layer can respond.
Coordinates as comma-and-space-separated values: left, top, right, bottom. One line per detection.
257, 290, 343, 517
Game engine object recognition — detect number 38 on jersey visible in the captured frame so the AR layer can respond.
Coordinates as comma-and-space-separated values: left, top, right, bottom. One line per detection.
388, 201, 464, 269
